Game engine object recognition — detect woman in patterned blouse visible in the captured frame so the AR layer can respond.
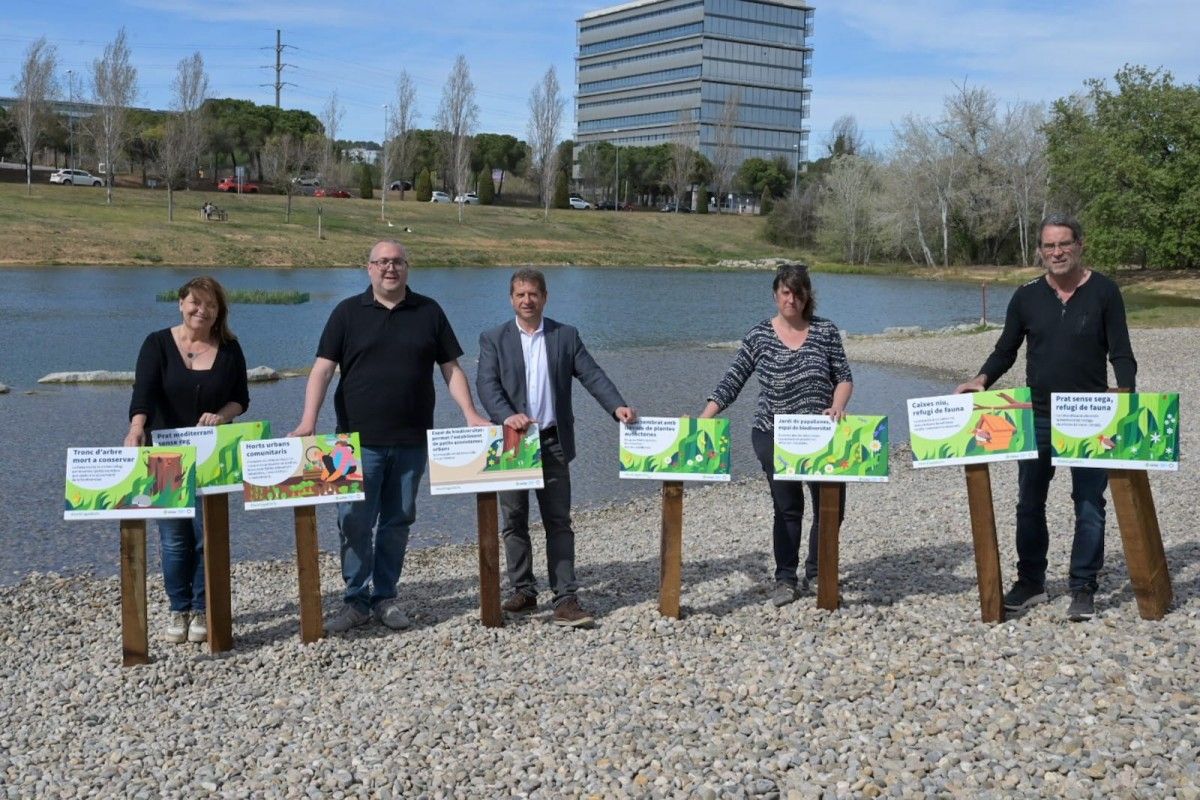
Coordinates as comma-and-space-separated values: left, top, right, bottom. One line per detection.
700, 263, 853, 607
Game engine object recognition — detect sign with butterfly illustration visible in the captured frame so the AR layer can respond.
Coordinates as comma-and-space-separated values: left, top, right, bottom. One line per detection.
773, 415, 889, 482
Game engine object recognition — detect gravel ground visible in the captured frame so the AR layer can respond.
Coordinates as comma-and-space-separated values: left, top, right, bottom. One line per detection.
2, 328, 1196, 799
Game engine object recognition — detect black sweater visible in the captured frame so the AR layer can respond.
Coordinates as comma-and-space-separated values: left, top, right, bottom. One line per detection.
128, 328, 251, 430
978, 272, 1136, 413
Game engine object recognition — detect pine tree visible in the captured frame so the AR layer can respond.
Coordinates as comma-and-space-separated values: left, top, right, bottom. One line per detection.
359, 163, 373, 200
478, 163, 495, 205
415, 168, 432, 202
553, 170, 570, 209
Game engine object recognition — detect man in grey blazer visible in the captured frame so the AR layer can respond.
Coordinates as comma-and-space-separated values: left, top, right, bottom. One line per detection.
477, 268, 637, 627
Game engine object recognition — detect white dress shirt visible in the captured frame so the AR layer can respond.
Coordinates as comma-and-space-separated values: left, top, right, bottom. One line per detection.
517, 317, 556, 429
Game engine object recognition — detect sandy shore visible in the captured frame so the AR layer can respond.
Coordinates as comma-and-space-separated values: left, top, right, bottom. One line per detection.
2, 328, 1196, 798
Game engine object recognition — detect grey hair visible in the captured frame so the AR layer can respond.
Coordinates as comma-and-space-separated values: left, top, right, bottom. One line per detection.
368, 239, 407, 261
1038, 213, 1083, 244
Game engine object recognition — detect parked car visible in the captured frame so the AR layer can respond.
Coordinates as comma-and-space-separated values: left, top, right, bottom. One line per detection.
454, 192, 480, 205
596, 200, 632, 211
388, 180, 413, 191
429, 191, 452, 203
313, 187, 351, 198
49, 169, 104, 186
292, 175, 321, 187
568, 197, 592, 210
659, 202, 691, 213
217, 176, 259, 193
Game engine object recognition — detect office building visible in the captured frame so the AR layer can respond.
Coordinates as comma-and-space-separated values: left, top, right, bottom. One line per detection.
575, 0, 813, 175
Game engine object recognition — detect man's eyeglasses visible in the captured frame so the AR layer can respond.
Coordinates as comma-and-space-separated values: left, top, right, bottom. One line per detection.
1038, 240, 1076, 252
370, 258, 408, 269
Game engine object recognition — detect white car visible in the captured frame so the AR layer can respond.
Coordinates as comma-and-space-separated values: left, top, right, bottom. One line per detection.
454, 192, 480, 205
49, 169, 104, 186
568, 197, 592, 210
430, 191, 452, 203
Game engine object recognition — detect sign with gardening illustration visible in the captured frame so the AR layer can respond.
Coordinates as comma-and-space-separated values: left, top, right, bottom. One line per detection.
907, 388, 1037, 468
64, 446, 197, 520
427, 424, 544, 496
1051, 392, 1180, 470
773, 415, 889, 482
619, 417, 731, 482
240, 433, 366, 510
152, 420, 271, 495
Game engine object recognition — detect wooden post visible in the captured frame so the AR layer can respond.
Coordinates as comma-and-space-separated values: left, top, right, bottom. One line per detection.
1109, 469, 1172, 620
815, 483, 843, 611
293, 506, 324, 643
963, 463, 1005, 623
476, 492, 503, 628
659, 481, 684, 619
202, 493, 233, 653
119, 520, 149, 667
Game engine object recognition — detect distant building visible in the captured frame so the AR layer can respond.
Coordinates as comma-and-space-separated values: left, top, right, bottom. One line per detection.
345, 146, 381, 165
575, 0, 813, 174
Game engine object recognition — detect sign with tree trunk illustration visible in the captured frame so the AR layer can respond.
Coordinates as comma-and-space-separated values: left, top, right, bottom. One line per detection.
240, 433, 366, 509
427, 424, 544, 496
1051, 392, 1179, 470
907, 388, 1037, 468
619, 417, 731, 481
65, 446, 197, 519
773, 415, 889, 482
152, 421, 271, 494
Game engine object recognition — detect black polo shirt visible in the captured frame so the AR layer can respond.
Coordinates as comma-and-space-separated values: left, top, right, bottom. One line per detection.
317, 286, 463, 447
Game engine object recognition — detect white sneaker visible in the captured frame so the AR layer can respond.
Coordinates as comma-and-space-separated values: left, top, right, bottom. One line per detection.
326, 604, 371, 633
187, 612, 208, 643
374, 599, 411, 630
164, 612, 189, 643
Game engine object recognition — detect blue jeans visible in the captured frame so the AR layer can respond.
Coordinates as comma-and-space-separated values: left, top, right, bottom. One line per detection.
1016, 416, 1108, 592
158, 502, 205, 613
337, 445, 426, 612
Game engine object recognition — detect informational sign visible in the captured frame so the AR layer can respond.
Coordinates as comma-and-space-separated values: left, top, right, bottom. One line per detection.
773, 414, 889, 482
65, 446, 197, 520
619, 417, 731, 482
240, 433, 366, 510
1051, 392, 1180, 470
907, 387, 1038, 468
152, 420, 271, 495
427, 424, 544, 496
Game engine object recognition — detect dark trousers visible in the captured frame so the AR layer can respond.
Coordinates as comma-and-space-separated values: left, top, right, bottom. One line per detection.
499, 428, 577, 606
1015, 415, 1108, 592
752, 427, 846, 586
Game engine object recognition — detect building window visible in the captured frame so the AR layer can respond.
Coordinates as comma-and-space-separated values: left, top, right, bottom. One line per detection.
580, 1, 704, 33
579, 44, 701, 72
580, 22, 704, 55
580, 65, 703, 94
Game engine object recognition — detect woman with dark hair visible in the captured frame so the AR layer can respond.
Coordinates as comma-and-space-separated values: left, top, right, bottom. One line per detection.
125, 276, 250, 643
700, 263, 853, 607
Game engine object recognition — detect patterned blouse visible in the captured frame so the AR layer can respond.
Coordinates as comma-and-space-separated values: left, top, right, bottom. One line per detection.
709, 316, 853, 432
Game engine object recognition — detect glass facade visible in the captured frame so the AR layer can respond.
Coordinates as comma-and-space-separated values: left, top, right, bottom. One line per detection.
580, 22, 703, 55
579, 87, 700, 112
580, 65, 702, 94
578, 44, 701, 73
580, 1, 703, 33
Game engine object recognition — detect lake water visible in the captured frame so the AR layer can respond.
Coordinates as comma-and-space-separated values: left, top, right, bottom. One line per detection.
0, 266, 1011, 583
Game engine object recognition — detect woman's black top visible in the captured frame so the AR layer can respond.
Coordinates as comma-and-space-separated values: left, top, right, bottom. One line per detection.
128, 328, 250, 431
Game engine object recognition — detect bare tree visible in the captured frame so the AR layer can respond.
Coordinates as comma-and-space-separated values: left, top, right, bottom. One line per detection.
709, 89, 741, 213
526, 66, 564, 219
894, 114, 962, 267
13, 37, 58, 194
390, 71, 418, 199
665, 110, 697, 211
88, 27, 138, 205
998, 102, 1049, 266
319, 91, 344, 182
261, 132, 319, 223
158, 52, 208, 221
826, 114, 865, 157
818, 154, 878, 263
435, 55, 479, 222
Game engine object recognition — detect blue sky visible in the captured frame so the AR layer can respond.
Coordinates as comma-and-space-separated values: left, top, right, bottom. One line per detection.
4, 0, 1199, 154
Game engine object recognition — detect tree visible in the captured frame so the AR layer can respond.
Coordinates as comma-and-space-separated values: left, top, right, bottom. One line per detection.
737, 157, 790, 198
260, 132, 318, 222
818, 154, 879, 264
709, 88, 741, 213
826, 114, 865, 157
553, 170, 570, 209
665, 111, 697, 211
390, 72, 418, 198
436, 55, 479, 222
88, 27, 138, 205
527, 66, 564, 219
1045, 65, 1200, 269
893, 114, 962, 267
415, 167, 432, 202
695, 187, 709, 214
158, 52, 208, 221
319, 91, 344, 183
998, 102, 1048, 266
477, 162, 495, 204
359, 162, 374, 199
13, 37, 58, 194
471, 133, 524, 197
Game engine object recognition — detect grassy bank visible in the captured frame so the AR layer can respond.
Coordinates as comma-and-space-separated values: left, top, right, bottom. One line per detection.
0, 183, 803, 268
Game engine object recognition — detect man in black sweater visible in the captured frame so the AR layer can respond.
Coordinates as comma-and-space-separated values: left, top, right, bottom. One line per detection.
956, 214, 1136, 622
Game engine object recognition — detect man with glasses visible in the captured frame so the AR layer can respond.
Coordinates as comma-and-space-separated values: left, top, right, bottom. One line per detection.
291, 239, 489, 633
956, 214, 1136, 621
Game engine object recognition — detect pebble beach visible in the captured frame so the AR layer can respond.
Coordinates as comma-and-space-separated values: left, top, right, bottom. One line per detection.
2, 327, 1197, 799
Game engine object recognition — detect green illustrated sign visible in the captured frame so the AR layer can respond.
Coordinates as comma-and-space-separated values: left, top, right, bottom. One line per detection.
427, 424, 544, 496
773, 415, 889, 483
908, 387, 1038, 468
65, 446, 197, 520
152, 420, 271, 495
240, 433, 366, 510
1052, 392, 1179, 470
619, 417, 731, 482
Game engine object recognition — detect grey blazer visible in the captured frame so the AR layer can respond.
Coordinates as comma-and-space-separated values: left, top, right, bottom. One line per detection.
476, 318, 627, 463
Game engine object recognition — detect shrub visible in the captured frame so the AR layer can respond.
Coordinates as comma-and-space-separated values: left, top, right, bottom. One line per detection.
760, 187, 773, 216
553, 171, 570, 209
358, 164, 374, 200
415, 169, 432, 202
478, 164, 495, 205
696, 188, 709, 214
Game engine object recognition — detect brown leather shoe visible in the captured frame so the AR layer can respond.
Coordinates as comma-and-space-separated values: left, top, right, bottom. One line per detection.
552, 597, 595, 628
502, 592, 537, 615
